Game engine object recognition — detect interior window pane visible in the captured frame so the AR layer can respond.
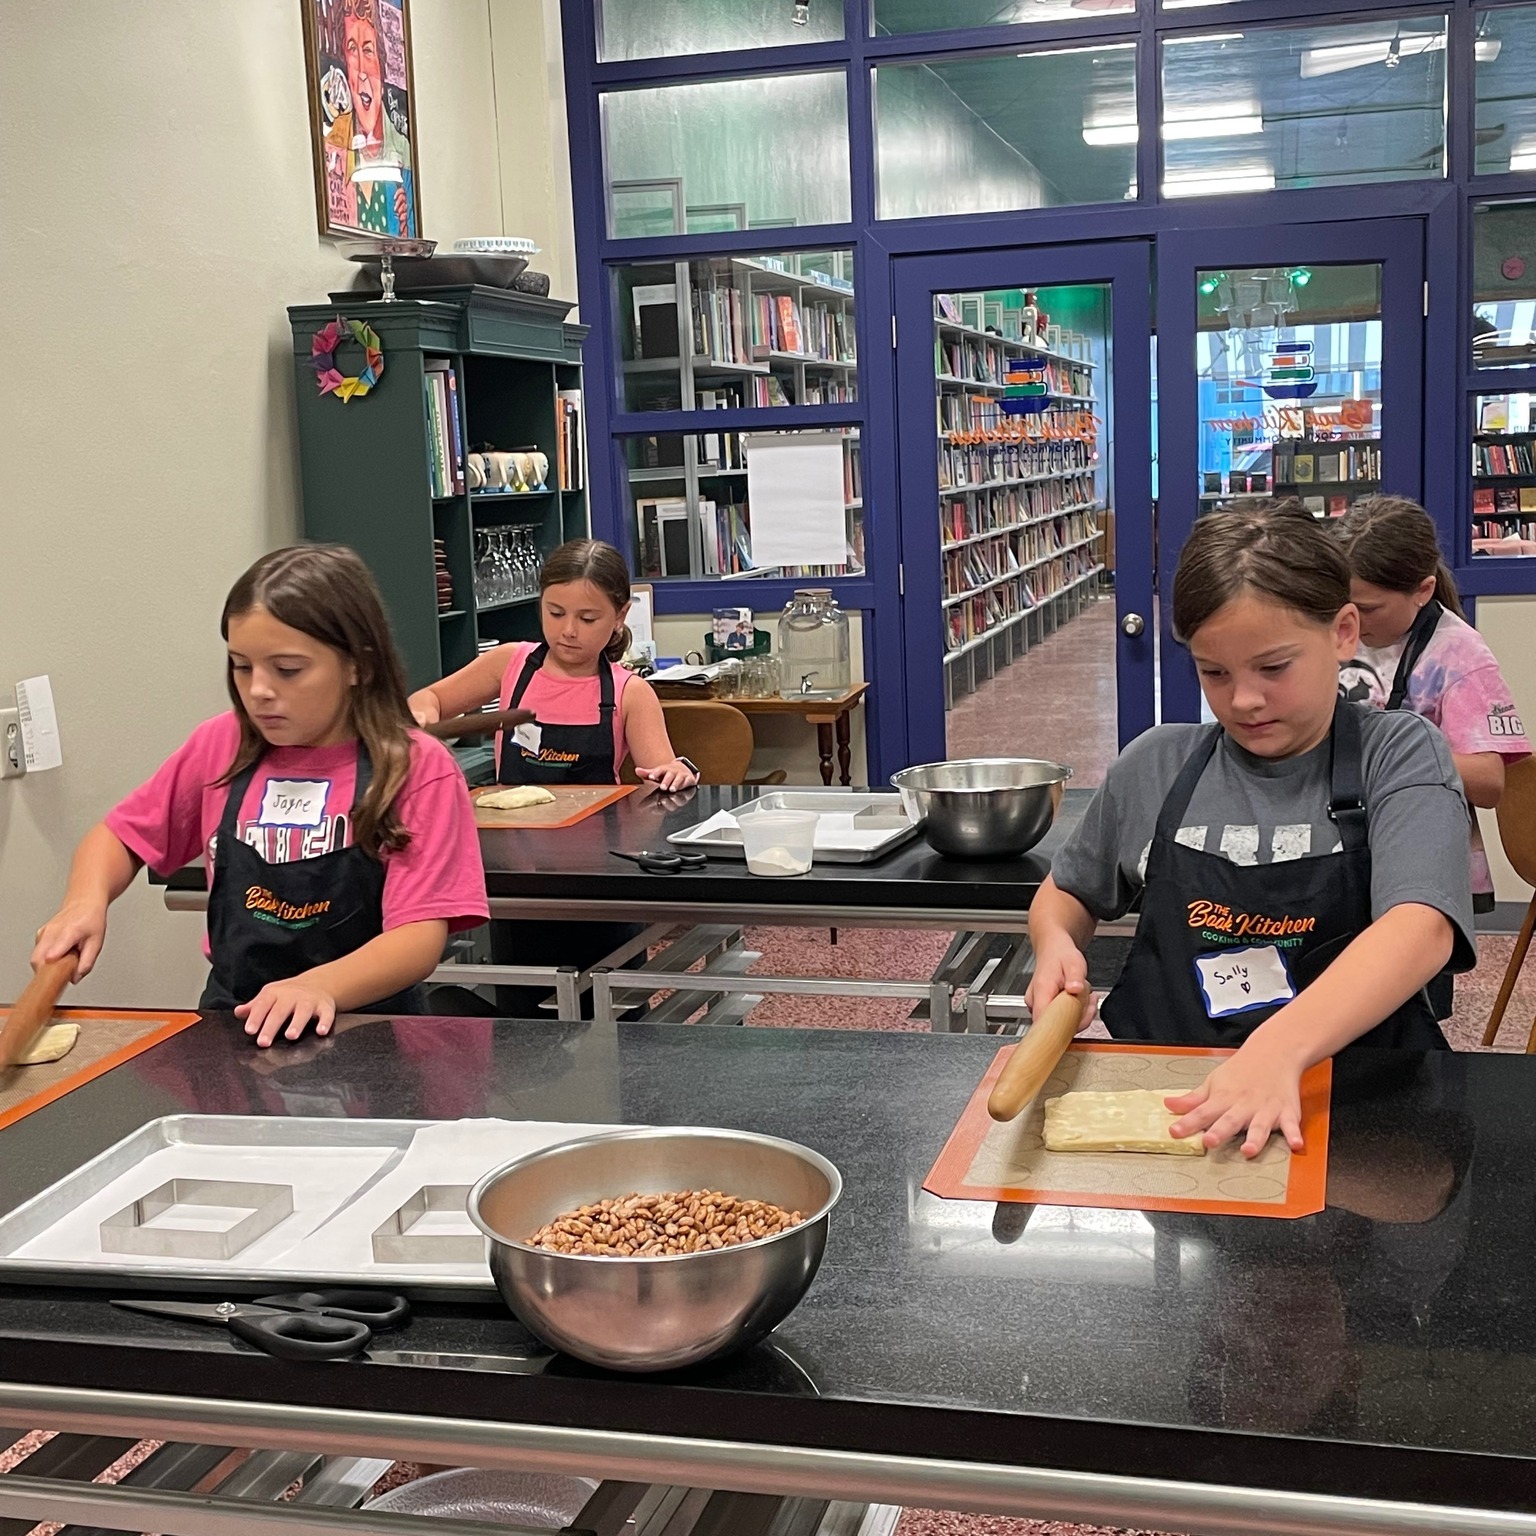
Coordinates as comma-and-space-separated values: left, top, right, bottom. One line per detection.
1472, 393, 1536, 557
872, 0, 1133, 35
603, 74, 851, 238
1162, 19, 1447, 198
875, 44, 1138, 218
1474, 202, 1536, 370
613, 249, 856, 414
598, 0, 843, 62
1476, 5, 1536, 175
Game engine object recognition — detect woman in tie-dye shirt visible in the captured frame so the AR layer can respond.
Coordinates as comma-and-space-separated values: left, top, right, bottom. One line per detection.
1336, 497, 1530, 919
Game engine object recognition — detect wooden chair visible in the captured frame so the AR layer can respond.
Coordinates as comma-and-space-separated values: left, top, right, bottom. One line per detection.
1482, 756, 1536, 1051
621, 701, 787, 786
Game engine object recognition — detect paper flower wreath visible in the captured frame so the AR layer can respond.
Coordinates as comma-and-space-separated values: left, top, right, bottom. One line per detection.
311, 317, 384, 402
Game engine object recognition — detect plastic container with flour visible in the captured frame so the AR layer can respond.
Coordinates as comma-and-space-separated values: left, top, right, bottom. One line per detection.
740, 810, 819, 877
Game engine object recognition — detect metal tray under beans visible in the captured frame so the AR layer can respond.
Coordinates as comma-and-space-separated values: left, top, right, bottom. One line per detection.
667, 789, 920, 864
0, 1115, 500, 1300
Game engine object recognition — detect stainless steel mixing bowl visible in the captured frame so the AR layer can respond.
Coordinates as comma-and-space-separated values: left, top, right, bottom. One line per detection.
468, 1127, 841, 1372
890, 757, 1072, 859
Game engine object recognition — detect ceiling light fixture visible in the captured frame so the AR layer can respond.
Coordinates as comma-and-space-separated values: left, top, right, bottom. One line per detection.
1082, 122, 1139, 145
1163, 169, 1276, 198
1512, 137, 1536, 172
1162, 112, 1264, 141
1163, 32, 1244, 44
1300, 31, 1445, 78
1021, 41, 1136, 57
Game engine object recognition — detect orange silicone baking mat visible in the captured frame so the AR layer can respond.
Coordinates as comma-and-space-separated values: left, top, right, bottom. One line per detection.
924, 1042, 1331, 1220
472, 783, 637, 829
0, 1008, 199, 1132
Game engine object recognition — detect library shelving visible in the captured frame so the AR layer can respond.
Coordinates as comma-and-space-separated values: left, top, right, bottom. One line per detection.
1272, 436, 1381, 520
288, 288, 588, 689
619, 251, 862, 582
934, 297, 1107, 709
1473, 430, 1536, 541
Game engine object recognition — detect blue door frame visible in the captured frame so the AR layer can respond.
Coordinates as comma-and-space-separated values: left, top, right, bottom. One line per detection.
894, 241, 1156, 767
1157, 219, 1428, 723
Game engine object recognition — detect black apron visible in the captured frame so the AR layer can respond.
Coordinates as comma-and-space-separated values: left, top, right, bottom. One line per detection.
199, 744, 425, 1015
1100, 699, 1447, 1053
1382, 600, 1485, 1012
491, 643, 640, 1015
499, 643, 616, 785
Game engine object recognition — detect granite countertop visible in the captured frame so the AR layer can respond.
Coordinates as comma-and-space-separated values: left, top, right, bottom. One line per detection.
1, 1017, 1533, 1512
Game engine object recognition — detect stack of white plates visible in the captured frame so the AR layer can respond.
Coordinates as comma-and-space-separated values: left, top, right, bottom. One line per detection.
452, 237, 540, 256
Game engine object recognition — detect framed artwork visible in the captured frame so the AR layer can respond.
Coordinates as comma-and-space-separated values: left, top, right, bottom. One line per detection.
302, 0, 421, 240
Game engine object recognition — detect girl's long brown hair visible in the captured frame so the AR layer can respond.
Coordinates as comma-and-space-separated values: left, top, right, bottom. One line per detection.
219, 544, 415, 860
1173, 499, 1353, 641
1333, 495, 1466, 620
539, 538, 633, 662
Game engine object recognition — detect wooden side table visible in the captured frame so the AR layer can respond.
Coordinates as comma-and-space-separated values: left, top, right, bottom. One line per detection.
730, 684, 870, 786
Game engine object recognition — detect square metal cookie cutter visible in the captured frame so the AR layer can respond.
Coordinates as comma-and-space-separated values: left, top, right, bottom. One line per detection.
371, 1184, 482, 1264
100, 1179, 294, 1261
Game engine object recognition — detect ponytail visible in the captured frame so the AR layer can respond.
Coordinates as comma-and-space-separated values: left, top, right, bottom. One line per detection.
1432, 559, 1467, 620
604, 623, 632, 663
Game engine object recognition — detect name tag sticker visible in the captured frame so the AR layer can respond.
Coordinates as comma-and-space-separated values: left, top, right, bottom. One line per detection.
512, 721, 542, 755
1194, 944, 1296, 1019
258, 778, 331, 828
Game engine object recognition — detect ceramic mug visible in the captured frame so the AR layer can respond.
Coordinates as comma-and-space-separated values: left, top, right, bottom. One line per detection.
510, 452, 535, 493
528, 451, 549, 491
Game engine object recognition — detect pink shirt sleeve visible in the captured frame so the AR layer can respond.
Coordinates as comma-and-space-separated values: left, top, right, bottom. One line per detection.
104, 715, 238, 875
1438, 665, 1532, 761
381, 733, 490, 934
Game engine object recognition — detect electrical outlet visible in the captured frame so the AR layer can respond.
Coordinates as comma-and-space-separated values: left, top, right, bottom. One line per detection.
0, 706, 23, 779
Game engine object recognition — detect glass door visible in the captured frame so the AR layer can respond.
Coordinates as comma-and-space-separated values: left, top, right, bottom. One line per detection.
893, 242, 1155, 783
1158, 219, 1426, 722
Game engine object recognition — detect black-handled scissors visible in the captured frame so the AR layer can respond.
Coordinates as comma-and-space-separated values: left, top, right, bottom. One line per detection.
110, 1288, 411, 1362
610, 847, 707, 875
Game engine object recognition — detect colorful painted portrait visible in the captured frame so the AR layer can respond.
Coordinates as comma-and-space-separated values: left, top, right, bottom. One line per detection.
302, 0, 420, 240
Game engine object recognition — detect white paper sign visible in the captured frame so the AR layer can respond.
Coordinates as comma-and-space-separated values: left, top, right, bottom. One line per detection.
743, 432, 848, 567
258, 779, 331, 827
512, 721, 543, 754
16, 676, 62, 772
1194, 944, 1296, 1019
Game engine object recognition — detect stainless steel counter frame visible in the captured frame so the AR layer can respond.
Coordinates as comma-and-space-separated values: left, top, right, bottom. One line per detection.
3, 1382, 1533, 1536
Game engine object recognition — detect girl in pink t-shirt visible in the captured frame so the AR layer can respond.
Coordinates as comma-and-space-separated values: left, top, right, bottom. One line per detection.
410, 538, 698, 791
1337, 496, 1530, 932
31, 545, 488, 1047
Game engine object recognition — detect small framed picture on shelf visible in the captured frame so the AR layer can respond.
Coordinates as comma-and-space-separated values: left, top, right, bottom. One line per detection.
302, 0, 421, 240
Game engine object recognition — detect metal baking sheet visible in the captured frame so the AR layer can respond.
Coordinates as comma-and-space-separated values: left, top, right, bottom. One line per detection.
667, 789, 919, 864
0, 1115, 499, 1299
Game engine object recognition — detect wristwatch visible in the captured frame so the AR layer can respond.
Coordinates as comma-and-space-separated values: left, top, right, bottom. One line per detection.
677, 756, 700, 778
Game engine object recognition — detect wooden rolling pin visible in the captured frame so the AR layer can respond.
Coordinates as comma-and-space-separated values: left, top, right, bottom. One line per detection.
986, 988, 1089, 1122
421, 708, 534, 741
0, 954, 76, 1077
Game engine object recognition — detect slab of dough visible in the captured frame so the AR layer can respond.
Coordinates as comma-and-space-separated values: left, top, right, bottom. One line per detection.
1042, 1089, 1205, 1156
18, 1022, 80, 1066
477, 785, 557, 810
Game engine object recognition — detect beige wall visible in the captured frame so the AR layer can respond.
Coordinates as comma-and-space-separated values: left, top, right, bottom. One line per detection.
0, 0, 520, 1008
1473, 596, 1536, 905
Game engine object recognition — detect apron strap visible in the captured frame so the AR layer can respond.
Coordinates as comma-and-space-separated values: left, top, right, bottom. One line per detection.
1328, 698, 1369, 852
1153, 725, 1224, 843
507, 644, 616, 717
1385, 600, 1443, 711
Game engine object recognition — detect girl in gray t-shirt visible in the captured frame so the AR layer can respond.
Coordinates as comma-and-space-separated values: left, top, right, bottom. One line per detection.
1029, 503, 1473, 1160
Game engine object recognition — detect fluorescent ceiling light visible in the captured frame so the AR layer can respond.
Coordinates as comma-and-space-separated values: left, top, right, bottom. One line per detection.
1300, 32, 1445, 78
1512, 137, 1536, 172
1476, 38, 1502, 61
1163, 31, 1244, 44
1083, 111, 1263, 146
1163, 169, 1276, 197
1162, 0, 1242, 8
1164, 112, 1263, 140
1021, 41, 1136, 57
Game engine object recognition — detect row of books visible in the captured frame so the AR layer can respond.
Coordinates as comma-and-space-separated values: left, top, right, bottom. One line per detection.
750, 292, 855, 364
943, 546, 1101, 652
944, 513, 1102, 600
1274, 441, 1381, 485
1473, 485, 1536, 516
555, 389, 583, 491
1474, 441, 1536, 476
942, 475, 1097, 543
635, 495, 863, 580
939, 438, 1094, 489
1475, 517, 1536, 540
936, 335, 1008, 385
423, 359, 465, 497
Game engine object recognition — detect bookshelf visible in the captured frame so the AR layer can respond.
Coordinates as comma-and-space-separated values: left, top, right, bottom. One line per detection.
288, 288, 589, 690
619, 252, 863, 581
933, 298, 1106, 709
1473, 431, 1536, 541
1272, 436, 1381, 520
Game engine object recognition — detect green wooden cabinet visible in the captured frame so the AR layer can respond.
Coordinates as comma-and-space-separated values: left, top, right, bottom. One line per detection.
287, 288, 590, 690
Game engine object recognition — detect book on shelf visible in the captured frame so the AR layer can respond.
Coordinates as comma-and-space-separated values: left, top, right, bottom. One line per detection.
1473, 486, 1497, 515
422, 359, 464, 498
1496, 487, 1521, 515
556, 388, 583, 490
1474, 440, 1536, 475
1327, 495, 1349, 518
633, 283, 679, 359
1521, 487, 1536, 513
1292, 453, 1316, 484
1316, 453, 1340, 483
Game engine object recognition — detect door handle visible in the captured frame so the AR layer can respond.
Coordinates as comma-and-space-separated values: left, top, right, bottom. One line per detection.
1120, 613, 1146, 637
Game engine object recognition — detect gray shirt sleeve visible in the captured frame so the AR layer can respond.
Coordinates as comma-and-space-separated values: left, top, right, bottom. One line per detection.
1360, 711, 1478, 972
